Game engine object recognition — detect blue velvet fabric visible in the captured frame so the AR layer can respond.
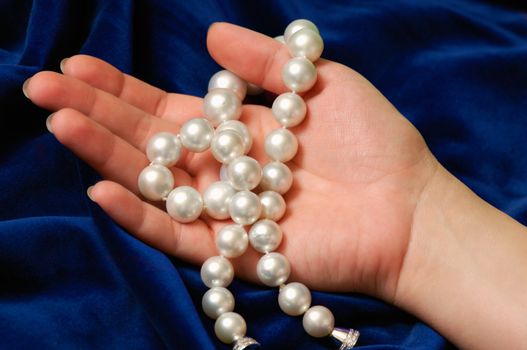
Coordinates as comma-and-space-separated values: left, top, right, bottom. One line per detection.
1, 0, 526, 349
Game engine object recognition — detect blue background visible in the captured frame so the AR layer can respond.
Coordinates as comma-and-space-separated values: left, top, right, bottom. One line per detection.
1, 0, 526, 349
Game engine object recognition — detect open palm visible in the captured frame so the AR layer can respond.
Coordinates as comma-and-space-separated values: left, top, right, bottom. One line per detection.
25, 23, 438, 302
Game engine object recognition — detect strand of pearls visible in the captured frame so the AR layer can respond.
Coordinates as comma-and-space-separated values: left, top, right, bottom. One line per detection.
137, 19, 359, 350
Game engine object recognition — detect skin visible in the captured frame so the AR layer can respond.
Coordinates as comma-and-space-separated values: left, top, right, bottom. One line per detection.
23, 23, 527, 349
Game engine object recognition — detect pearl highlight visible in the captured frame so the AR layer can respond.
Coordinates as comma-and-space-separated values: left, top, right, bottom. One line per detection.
146, 132, 182, 166
214, 312, 247, 344
229, 190, 262, 226
203, 88, 242, 126
201, 256, 234, 288
208, 70, 247, 100
272, 92, 307, 127
284, 19, 319, 43
203, 181, 236, 220
259, 191, 286, 221
202, 287, 235, 319
279, 282, 312, 316
138, 164, 174, 201
256, 252, 291, 287
179, 118, 214, 152
282, 57, 317, 93
216, 224, 249, 258
264, 128, 299, 162
302, 306, 335, 338
211, 129, 245, 164
249, 219, 283, 253
166, 186, 203, 223
287, 28, 324, 62
227, 156, 262, 191
216, 120, 253, 154
261, 162, 293, 194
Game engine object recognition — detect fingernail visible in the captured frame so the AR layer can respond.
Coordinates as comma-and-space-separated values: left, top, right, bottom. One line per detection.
22, 78, 30, 98
87, 186, 96, 202
60, 57, 69, 73
46, 114, 54, 133
208, 22, 218, 31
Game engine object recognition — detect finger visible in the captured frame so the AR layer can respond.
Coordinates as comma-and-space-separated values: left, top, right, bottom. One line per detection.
89, 181, 216, 263
25, 71, 191, 152
60, 55, 202, 120
207, 22, 291, 94
48, 108, 192, 192
207, 22, 358, 99
61, 55, 167, 115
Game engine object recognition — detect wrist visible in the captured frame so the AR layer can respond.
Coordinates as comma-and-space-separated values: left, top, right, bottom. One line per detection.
394, 163, 527, 349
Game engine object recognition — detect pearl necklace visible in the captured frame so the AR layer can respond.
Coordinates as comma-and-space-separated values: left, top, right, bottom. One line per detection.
137, 19, 359, 350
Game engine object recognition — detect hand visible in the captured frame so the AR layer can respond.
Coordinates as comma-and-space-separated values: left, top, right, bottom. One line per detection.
24, 22, 527, 350
24, 23, 438, 302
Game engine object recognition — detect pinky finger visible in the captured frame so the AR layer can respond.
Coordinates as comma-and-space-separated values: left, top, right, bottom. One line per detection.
89, 180, 216, 264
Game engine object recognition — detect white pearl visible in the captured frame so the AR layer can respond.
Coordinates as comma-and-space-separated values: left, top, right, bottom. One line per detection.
200, 256, 234, 288
302, 306, 335, 338
219, 164, 230, 182
180, 118, 214, 152
203, 181, 237, 220
256, 252, 290, 287
272, 92, 307, 127
166, 186, 203, 223
203, 88, 242, 127
228, 191, 262, 226
202, 287, 235, 319
216, 224, 248, 258
137, 164, 174, 201
259, 191, 286, 221
216, 120, 253, 154
214, 312, 247, 344
211, 130, 245, 164
246, 82, 263, 95
282, 57, 317, 93
278, 282, 312, 316
208, 70, 247, 100
249, 219, 283, 253
227, 156, 262, 191
261, 162, 293, 194
264, 128, 298, 162
287, 28, 324, 62
284, 19, 319, 42
274, 35, 286, 44
146, 132, 182, 166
